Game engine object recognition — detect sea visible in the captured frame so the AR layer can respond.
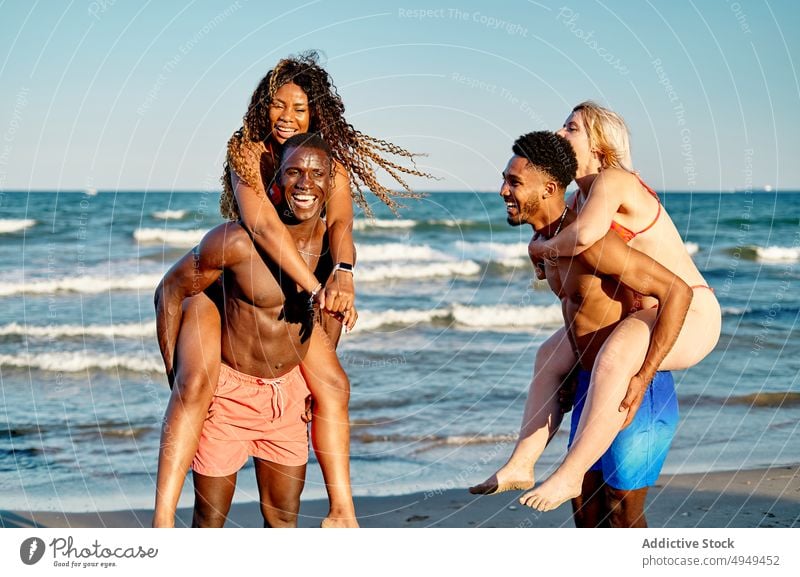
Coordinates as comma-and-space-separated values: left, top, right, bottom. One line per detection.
1, 189, 799, 513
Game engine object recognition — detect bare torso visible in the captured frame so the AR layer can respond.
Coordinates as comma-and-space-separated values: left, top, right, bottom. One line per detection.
218, 222, 327, 378
544, 230, 633, 370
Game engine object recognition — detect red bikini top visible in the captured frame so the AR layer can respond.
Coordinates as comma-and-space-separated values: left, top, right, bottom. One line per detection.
571, 175, 661, 243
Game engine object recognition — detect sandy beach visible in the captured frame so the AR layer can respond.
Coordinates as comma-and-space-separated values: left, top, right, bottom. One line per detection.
3, 465, 798, 529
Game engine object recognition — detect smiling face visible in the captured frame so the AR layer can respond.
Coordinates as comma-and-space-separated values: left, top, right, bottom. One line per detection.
279, 146, 331, 222
269, 82, 311, 144
500, 155, 547, 226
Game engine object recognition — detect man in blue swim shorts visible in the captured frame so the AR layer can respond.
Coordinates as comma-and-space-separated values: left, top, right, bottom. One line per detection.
492, 131, 692, 527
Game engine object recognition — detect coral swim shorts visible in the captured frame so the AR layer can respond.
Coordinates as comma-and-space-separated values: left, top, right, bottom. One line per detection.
192, 363, 310, 477
568, 370, 679, 491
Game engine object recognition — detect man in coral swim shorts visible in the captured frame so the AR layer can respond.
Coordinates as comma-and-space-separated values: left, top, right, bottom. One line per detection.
154, 133, 340, 527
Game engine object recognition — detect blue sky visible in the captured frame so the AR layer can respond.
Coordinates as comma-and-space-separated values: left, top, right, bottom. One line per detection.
0, 0, 798, 192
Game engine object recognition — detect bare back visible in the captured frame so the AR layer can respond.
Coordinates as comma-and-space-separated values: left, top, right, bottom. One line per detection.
590, 169, 707, 288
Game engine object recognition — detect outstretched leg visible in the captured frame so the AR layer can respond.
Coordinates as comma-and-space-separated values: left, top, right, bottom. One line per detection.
470, 327, 577, 495
254, 458, 306, 528
520, 314, 653, 511
153, 293, 222, 527
300, 325, 357, 527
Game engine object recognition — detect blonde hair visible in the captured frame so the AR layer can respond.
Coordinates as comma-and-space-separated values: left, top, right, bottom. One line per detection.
572, 101, 633, 171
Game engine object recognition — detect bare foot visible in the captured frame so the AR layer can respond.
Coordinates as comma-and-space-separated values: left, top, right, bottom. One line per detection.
469, 465, 534, 495
518, 471, 582, 511
321, 515, 359, 528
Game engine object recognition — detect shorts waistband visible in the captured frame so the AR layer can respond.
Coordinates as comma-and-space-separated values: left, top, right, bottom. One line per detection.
219, 362, 299, 386
219, 363, 301, 421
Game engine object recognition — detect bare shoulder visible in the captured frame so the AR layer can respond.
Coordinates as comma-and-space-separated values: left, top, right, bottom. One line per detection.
200, 222, 252, 264
592, 167, 639, 193
332, 159, 350, 185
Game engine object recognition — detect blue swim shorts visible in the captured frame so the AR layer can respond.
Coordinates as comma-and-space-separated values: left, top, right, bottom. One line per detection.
567, 370, 679, 491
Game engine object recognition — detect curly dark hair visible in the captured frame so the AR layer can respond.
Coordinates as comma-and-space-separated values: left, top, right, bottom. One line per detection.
221, 50, 434, 220
512, 131, 577, 189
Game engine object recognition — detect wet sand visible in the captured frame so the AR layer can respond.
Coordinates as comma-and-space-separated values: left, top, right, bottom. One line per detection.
2, 465, 798, 528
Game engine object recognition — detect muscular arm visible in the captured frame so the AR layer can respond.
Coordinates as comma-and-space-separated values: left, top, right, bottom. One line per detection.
531, 170, 629, 261
154, 225, 246, 382
322, 162, 356, 318
579, 232, 693, 423
232, 169, 322, 295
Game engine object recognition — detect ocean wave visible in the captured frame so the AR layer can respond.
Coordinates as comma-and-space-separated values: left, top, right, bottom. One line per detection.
0, 274, 163, 296
0, 352, 163, 373
353, 431, 517, 450
0, 322, 154, 338
726, 392, 800, 408
356, 243, 452, 263
454, 240, 528, 261
0, 219, 36, 233
754, 246, 800, 262
151, 209, 188, 220
133, 228, 205, 247
355, 303, 563, 331
721, 306, 751, 316
353, 218, 416, 231
426, 218, 477, 227
358, 261, 481, 282
451, 303, 562, 328
2, 421, 155, 440
684, 242, 700, 255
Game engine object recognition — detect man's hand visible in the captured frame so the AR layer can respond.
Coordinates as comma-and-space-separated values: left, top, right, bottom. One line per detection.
301, 394, 313, 423
619, 372, 651, 429
528, 235, 555, 265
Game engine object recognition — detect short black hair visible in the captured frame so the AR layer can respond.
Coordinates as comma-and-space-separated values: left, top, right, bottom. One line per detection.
280, 132, 333, 168
512, 131, 577, 189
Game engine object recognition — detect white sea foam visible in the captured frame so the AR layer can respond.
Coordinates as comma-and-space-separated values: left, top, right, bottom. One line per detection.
755, 246, 800, 262
684, 242, 700, 256
134, 228, 206, 247
353, 219, 416, 231
355, 304, 562, 331
426, 219, 475, 227
0, 219, 36, 233
0, 322, 155, 338
355, 243, 452, 263
450, 303, 562, 328
497, 258, 531, 269
454, 241, 528, 261
152, 209, 188, 220
0, 352, 163, 373
355, 308, 449, 331
721, 307, 750, 316
0, 274, 163, 296
357, 260, 481, 282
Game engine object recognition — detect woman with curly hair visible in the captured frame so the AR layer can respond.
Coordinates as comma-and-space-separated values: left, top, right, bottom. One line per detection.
154, 52, 432, 528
